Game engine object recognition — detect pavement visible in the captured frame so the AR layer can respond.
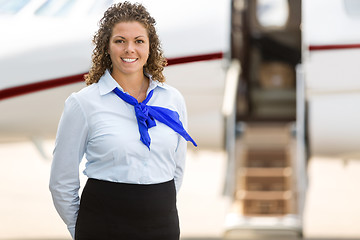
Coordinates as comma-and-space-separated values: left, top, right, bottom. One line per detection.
1, 141, 360, 240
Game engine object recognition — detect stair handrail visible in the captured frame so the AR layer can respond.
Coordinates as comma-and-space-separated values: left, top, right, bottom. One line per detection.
222, 59, 241, 196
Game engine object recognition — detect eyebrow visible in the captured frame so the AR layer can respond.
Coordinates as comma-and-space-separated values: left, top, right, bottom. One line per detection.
112, 35, 146, 39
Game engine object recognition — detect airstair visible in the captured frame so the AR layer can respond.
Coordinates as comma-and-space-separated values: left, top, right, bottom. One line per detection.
222, 61, 306, 239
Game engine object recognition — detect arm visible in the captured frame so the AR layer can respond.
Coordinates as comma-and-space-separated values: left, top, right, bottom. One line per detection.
174, 136, 187, 193
49, 94, 88, 239
173, 95, 188, 193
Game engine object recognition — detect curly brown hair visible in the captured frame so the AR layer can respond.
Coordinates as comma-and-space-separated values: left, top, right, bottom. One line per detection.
85, 2, 167, 85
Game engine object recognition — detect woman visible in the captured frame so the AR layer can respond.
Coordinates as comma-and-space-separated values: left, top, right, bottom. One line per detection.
49, 2, 196, 240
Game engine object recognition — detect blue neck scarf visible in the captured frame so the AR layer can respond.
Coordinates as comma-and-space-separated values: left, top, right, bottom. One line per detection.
113, 87, 197, 149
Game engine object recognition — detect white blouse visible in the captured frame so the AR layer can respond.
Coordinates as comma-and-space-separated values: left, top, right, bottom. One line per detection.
49, 70, 188, 238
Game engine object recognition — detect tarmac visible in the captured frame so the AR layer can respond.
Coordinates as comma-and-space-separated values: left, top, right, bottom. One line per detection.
1, 140, 360, 240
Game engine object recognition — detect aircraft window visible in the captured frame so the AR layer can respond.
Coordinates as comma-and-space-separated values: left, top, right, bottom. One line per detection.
35, 0, 76, 17
344, 0, 360, 17
256, 0, 289, 28
0, 0, 30, 15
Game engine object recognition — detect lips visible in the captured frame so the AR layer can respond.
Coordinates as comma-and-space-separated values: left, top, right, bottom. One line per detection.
121, 58, 138, 63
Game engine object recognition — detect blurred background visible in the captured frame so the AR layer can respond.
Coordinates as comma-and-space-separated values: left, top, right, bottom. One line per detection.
1, 0, 360, 239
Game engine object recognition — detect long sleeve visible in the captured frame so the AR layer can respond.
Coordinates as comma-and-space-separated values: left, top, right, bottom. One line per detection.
49, 94, 88, 239
173, 95, 188, 193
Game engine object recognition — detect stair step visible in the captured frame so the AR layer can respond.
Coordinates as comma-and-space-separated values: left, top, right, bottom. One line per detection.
241, 167, 292, 177
237, 190, 292, 200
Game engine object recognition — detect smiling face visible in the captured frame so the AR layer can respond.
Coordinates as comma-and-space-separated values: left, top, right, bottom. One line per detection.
108, 21, 150, 77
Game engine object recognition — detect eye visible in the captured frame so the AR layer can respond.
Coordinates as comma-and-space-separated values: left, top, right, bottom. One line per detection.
115, 39, 125, 43
136, 39, 145, 44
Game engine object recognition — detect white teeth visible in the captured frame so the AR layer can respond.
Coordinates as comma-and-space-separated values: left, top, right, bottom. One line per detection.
122, 58, 137, 63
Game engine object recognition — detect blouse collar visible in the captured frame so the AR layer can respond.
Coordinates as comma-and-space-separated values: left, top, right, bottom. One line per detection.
98, 69, 167, 96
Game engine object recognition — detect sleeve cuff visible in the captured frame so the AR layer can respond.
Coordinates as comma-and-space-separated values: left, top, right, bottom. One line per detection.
68, 225, 75, 239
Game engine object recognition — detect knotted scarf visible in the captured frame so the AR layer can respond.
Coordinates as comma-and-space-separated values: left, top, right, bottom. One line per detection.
113, 87, 197, 149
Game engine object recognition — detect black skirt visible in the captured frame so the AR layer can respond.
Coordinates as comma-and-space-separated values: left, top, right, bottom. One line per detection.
75, 178, 180, 240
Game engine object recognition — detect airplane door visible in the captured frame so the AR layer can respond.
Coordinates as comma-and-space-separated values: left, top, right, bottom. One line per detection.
224, 0, 305, 238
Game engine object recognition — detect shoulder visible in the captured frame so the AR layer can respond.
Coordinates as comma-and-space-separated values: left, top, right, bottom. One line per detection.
67, 83, 99, 104
73, 83, 99, 100
160, 82, 188, 124
157, 82, 186, 105
154, 82, 187, 116
63, 83, 100, 114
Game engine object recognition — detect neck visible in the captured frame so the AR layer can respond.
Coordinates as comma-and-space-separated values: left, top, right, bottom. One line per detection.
111, 70, 149, 102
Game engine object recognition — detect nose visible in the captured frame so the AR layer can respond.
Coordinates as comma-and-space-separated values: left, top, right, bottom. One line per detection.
125, 42, 135, 54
